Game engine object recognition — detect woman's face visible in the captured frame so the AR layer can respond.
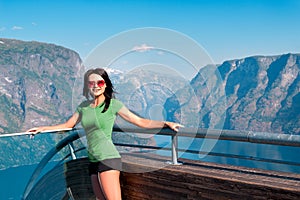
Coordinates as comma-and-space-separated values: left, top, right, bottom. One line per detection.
88, 73, 106, 98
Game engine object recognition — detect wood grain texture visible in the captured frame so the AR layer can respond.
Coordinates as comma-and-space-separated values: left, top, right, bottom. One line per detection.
64, 154, 300, 200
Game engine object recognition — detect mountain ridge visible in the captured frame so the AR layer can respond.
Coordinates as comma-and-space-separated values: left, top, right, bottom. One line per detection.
0, 38, 84, 169
0, 38, 84, 133
166, 53, 300, 135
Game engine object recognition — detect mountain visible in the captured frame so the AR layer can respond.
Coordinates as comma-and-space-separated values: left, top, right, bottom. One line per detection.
0, 38, 84, 169
112, 66, 186, 119
166, 53, 300, 135
0, 38, 84, 133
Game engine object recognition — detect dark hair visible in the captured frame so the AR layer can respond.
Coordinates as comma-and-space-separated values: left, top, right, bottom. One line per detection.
83, 68, 115, 113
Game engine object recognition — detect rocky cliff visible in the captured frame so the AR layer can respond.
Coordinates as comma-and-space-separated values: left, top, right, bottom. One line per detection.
0, 38, 84, 168
166, 53, 300, 135
0, 38, 83, 133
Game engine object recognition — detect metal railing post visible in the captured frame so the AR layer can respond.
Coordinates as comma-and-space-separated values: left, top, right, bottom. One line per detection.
171, 134, 182, 165
68, 143, 77, 160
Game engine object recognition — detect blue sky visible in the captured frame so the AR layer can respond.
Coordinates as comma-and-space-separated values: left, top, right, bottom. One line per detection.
0, 0, 300, 64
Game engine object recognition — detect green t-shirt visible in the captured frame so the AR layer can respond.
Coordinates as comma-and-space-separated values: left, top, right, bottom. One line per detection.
76, 99, 124, 162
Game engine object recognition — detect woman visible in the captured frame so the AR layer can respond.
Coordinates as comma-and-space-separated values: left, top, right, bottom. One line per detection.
28, 68, 183, 200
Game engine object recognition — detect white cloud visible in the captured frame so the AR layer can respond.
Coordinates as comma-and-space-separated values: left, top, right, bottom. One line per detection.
132, 44, 154, 52
157, 51, 165, 55
31, 22, 37, 26
12, 26, 24, 30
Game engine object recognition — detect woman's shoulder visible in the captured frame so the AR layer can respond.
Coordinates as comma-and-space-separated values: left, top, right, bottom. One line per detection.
111, 98, 122, 103
111, 98, 124, 106
110, 98, 124, 112
78, 100, 91, 108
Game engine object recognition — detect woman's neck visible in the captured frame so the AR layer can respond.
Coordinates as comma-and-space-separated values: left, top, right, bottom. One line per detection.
93, 95, 105, 107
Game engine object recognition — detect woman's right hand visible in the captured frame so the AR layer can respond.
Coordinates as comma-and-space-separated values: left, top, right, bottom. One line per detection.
27, 127, 46, 139
26, 113, 80, 139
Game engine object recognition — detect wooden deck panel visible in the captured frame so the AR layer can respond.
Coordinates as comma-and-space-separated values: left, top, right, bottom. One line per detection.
63, 154, 300, 200
120, 154, 300, 200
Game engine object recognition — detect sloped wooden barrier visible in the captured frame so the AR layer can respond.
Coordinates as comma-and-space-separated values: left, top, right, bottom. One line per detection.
64, 158, 94, 200
120, 154, 300, 200
64, 155, 300, 200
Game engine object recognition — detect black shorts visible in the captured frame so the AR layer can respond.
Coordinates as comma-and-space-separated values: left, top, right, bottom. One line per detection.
89, 158, 122, 175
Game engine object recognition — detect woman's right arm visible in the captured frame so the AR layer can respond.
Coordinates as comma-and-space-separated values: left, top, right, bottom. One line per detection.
27, 112, 80, 134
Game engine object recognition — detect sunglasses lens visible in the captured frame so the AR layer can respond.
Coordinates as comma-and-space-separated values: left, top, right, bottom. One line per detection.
88, 81, 94, 88
97, 80, 105, 87
88, 80, 105, 88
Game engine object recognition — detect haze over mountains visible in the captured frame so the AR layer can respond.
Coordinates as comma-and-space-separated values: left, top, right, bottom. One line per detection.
0, 38, 299, 168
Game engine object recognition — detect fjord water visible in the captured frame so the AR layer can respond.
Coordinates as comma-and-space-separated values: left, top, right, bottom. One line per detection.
0, 164, 36, 200
0, 162, 60, 200
181, 138, 300, 173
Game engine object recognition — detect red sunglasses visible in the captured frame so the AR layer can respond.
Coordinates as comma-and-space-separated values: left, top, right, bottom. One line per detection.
88, 80, 105, 88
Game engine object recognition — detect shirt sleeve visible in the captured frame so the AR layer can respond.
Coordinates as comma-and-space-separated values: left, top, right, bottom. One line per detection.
76, 106, 81, 114
75, 101, 89, 114
111, 99, 124, 114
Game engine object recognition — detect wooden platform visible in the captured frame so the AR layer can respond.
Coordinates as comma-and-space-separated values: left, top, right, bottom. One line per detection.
64, 154, 300, 200
121, 154, 300, 199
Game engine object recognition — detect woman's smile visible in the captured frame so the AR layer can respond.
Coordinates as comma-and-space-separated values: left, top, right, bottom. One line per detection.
88, 74, 106, 97
91, 88, 103, 96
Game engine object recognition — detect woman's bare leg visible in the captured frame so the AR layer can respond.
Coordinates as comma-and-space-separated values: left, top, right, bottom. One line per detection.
91, 174, 106, 200
99, 170, 121, 200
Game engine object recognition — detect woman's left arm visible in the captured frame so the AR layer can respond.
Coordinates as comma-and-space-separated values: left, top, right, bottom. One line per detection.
117, 106, 183, 132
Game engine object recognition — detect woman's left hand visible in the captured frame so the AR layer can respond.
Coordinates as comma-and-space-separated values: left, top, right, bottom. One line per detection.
164, 121, 184, 132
